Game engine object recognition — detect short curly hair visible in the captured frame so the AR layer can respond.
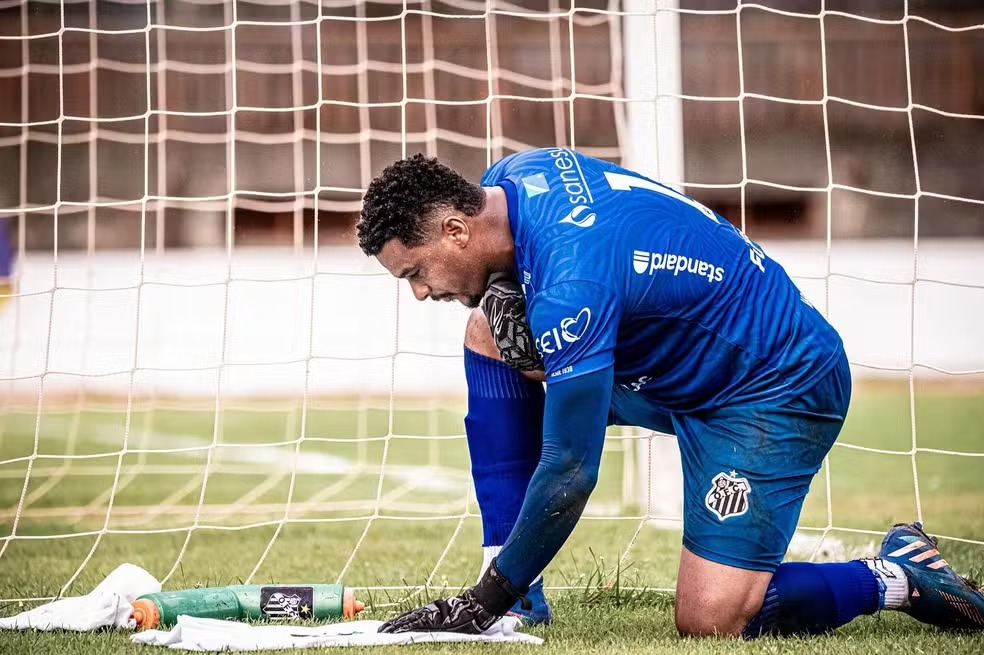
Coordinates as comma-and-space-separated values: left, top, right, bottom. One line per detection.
357, 153, 485, 256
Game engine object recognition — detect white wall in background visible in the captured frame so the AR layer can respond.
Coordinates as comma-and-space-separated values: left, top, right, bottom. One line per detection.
2, 240, 981, 402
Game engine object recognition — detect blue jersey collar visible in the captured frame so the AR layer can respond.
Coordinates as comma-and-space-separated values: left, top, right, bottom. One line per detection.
498, 178, 523, 281
498, 178, 521, 244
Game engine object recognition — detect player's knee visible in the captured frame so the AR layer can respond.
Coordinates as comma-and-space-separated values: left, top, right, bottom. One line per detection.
464, 308, 501, 359
674, 581, 765, 638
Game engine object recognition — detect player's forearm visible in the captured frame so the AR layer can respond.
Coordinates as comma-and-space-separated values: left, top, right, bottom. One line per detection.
494, 446, 598, 589
494, 366, 614, 590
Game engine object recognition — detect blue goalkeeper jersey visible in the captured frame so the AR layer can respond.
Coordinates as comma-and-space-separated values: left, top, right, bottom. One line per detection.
480, 148, 844, 412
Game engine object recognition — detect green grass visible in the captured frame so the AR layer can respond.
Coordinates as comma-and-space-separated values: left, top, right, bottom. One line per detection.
0, 382, 982, 653
4, 598, 984, 655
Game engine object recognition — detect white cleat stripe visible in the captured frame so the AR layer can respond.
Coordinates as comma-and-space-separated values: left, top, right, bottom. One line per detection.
888, 540, 926, 557
910, 548, 940, 563
927, 559, 950, 570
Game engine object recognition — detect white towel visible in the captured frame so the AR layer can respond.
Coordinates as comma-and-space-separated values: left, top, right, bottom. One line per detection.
0, 563, 161, 631
0, 564, 542, 648
131, 615, 542, 650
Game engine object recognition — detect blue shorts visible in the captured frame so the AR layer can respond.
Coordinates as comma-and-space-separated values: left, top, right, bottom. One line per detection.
608, 352, 852, 572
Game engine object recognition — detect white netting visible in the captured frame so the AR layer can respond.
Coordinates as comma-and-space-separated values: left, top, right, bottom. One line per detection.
0, 0, 982, 607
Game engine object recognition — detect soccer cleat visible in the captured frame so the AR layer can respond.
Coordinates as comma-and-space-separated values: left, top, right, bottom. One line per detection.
877, 521, 984, 630
506, 578, 553, 626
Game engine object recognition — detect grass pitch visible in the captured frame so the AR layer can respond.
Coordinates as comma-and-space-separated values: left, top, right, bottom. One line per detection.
0, 381, 982, 653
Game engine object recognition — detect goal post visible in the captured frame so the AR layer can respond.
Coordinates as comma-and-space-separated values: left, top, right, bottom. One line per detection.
621, 0, 685, 527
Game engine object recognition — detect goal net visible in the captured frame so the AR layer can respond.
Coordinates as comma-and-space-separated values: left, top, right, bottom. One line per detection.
1, 0, 982, 609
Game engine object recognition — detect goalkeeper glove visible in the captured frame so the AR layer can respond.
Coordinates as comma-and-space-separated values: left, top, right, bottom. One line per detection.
378, 559, 529, 634
481, 275, 543, 372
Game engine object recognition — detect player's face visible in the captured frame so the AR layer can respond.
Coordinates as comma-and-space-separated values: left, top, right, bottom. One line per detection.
376, 223, 487, 308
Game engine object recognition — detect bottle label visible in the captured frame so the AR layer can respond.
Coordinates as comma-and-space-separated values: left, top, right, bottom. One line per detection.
259, 586, 314, 619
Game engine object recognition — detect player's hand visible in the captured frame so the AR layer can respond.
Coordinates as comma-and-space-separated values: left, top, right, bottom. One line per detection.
378, 558, 528, 634
377, 589, 499, 634
481, 275, 543, 372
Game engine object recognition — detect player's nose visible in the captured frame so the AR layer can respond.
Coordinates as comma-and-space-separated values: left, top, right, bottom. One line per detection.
409, 280, 430, 302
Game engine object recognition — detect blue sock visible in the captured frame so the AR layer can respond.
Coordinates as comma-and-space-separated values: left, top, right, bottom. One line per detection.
463, 347, 544, 546
742, 561, 881, 637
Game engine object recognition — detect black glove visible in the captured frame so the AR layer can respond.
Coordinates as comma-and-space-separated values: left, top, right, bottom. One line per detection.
378, 559, 529, 634
481, 275, 544, 372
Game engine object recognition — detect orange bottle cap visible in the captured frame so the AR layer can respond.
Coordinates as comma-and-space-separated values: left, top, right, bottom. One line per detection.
131, 598, 161, 630
342, 588, 365, 619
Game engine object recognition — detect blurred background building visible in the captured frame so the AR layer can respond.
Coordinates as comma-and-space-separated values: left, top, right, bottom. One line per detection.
0, 0, 981, 250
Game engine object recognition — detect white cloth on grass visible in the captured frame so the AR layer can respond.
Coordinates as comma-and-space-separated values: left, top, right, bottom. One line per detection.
0, 563, 161, 631
0, 563, 542, 648
131, 614, 543, 650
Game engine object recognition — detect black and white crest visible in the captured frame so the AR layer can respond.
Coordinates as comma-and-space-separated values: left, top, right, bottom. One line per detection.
704, 471, 751, 520
260, 586, 313, 619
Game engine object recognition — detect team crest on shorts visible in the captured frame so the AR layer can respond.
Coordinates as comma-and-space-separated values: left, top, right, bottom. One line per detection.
704, 471, 751, 520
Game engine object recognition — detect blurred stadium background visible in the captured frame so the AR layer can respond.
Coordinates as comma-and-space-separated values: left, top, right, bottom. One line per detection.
0, 1, 982, 649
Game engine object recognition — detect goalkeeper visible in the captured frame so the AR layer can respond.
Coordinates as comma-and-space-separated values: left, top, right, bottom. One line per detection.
356, 149, 984, 637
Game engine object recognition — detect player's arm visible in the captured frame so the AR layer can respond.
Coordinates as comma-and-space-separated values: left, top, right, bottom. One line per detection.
488, 280, 621, 587
379, 281, 619, 634
379, 368, 612, 636
493, 364, 612, 585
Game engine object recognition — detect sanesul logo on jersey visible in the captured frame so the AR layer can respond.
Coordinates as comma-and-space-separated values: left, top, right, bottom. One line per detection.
536, 307, 591, 355
546, 147, 596, 228
559, 205, 596, 228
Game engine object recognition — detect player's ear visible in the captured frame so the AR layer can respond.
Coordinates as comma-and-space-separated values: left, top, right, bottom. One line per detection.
442, 215, 469, 248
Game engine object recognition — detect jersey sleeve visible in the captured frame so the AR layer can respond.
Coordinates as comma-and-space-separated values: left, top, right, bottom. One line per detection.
527, 280, 621, 384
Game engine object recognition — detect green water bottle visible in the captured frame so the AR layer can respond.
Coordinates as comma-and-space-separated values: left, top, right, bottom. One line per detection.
131, 584, 364, 629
